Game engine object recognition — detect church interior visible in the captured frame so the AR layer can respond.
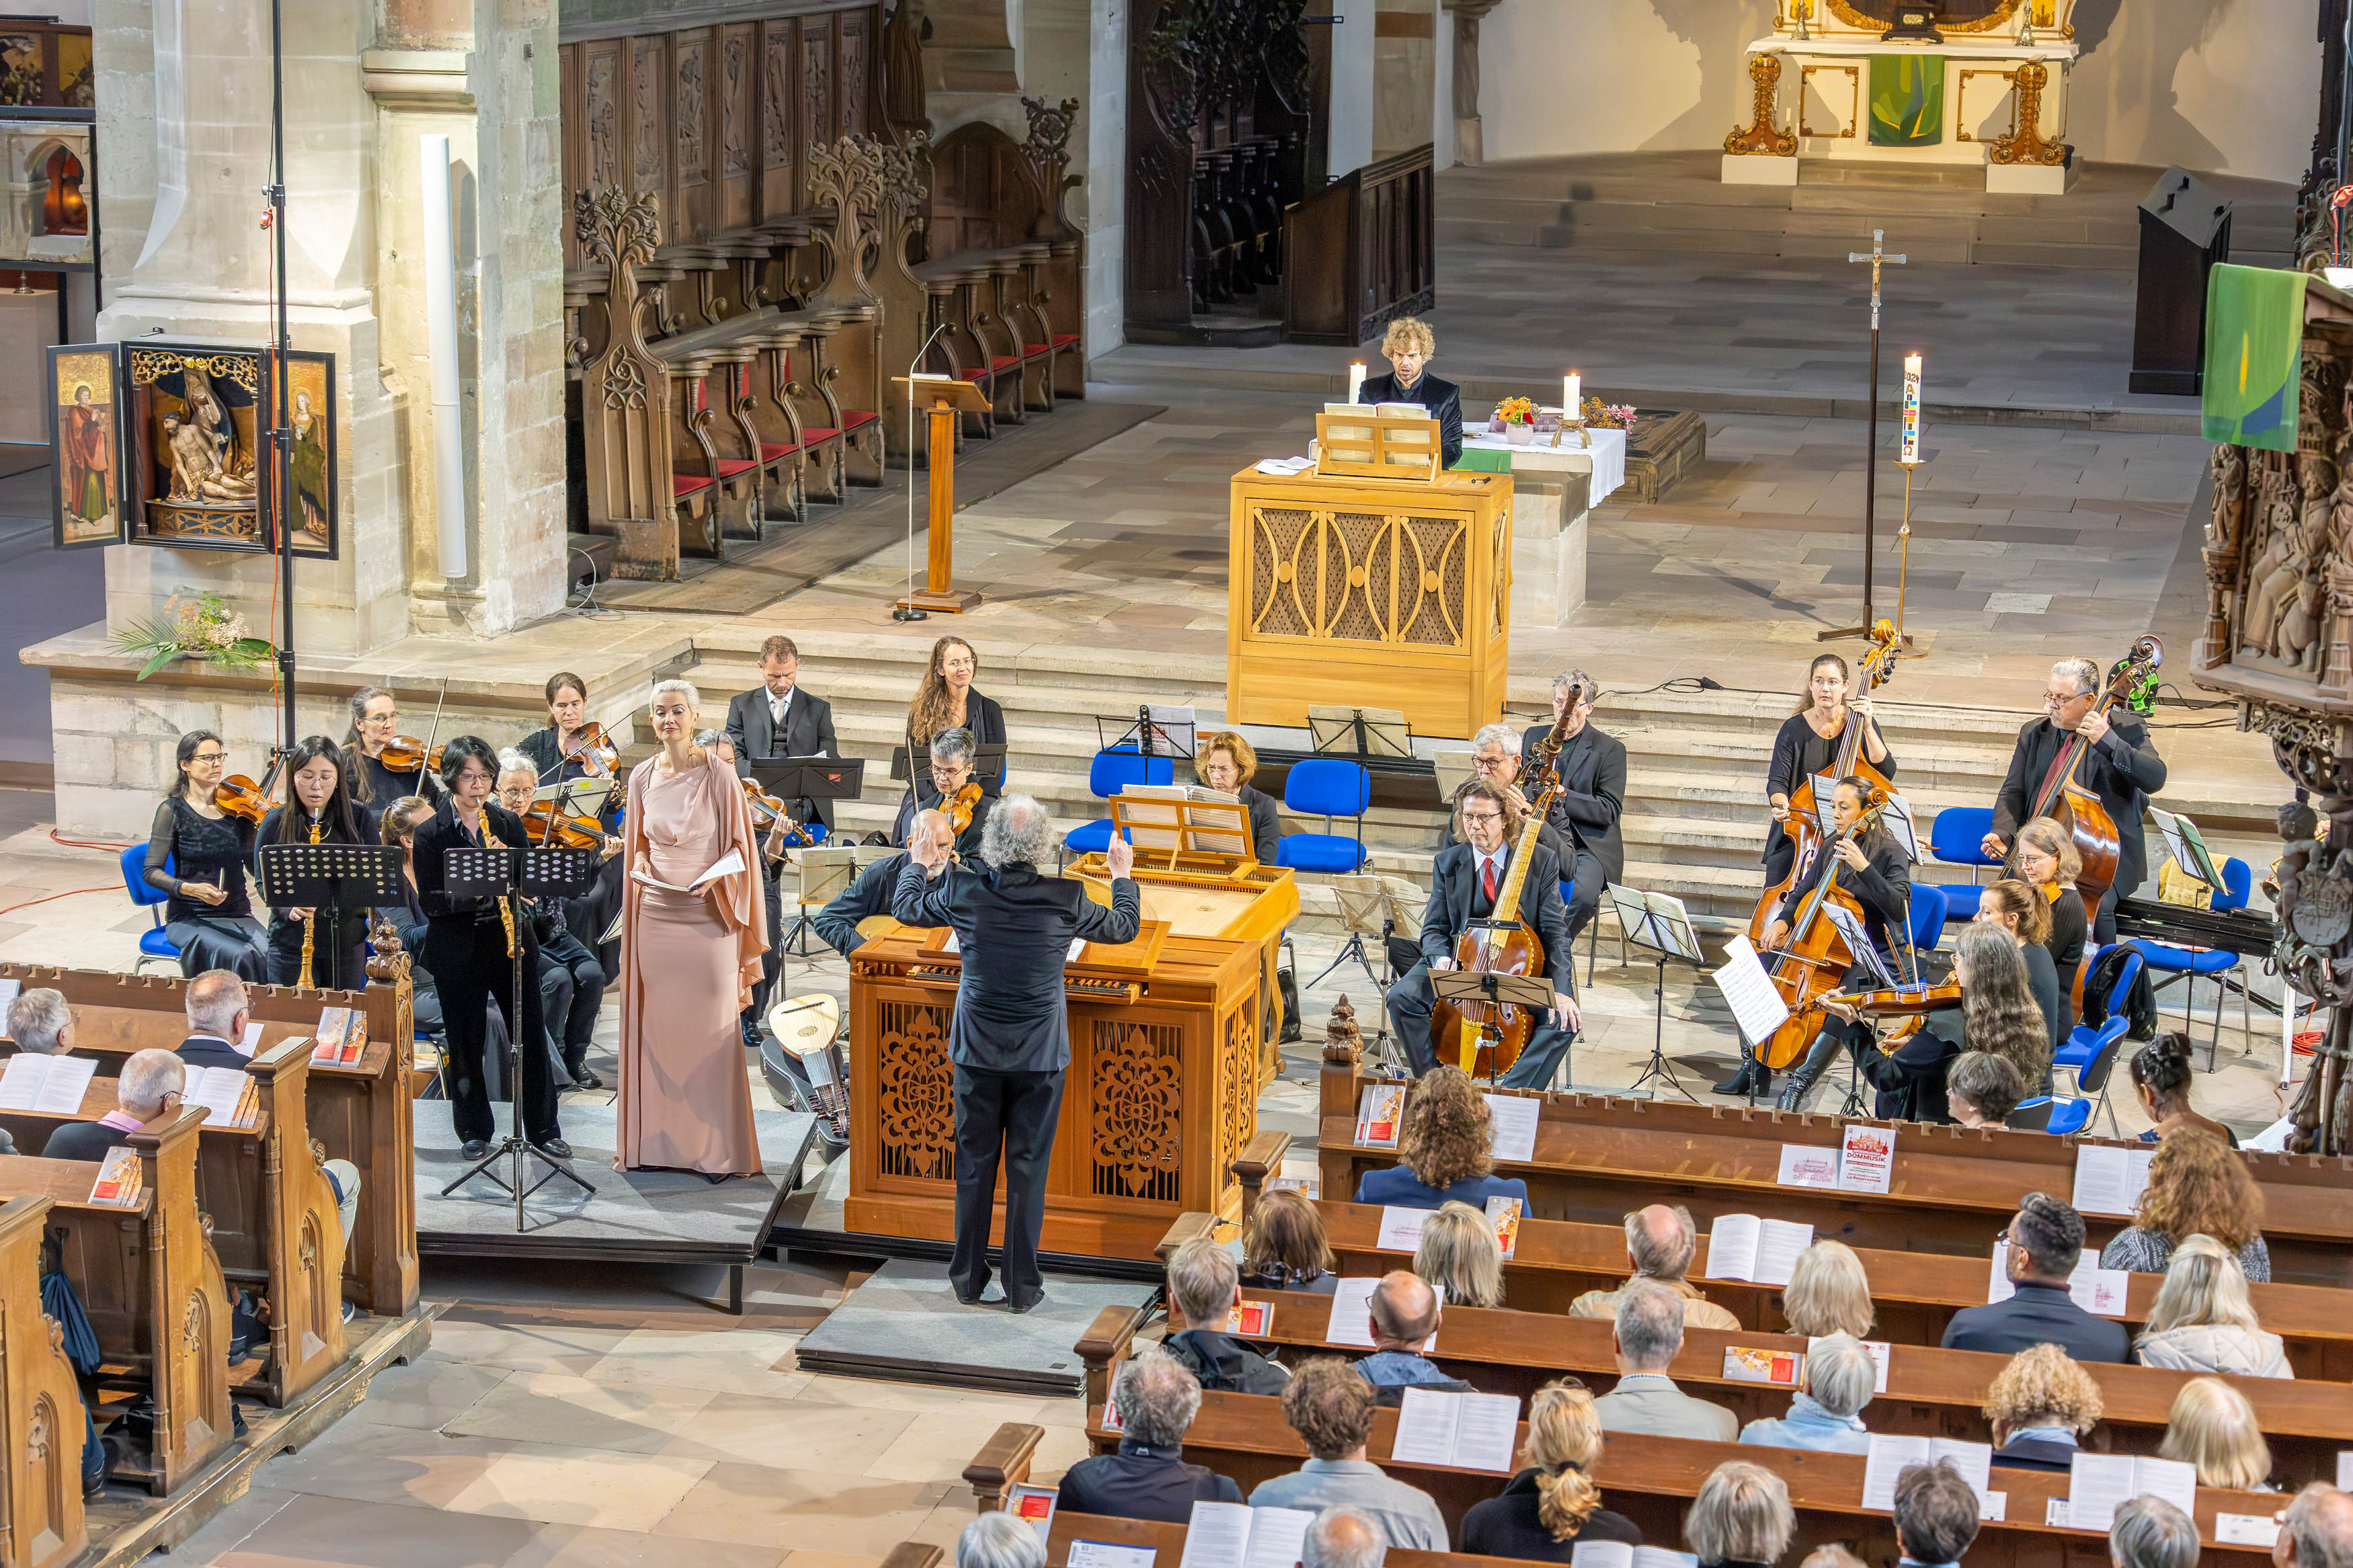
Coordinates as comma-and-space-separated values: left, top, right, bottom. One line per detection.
0, 0, 2346, 1565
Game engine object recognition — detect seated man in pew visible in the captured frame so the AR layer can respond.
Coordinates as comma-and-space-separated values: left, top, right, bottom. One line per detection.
1164, 1235, 1289, 1395
1305, 1510, 1387, 1568
1248, 1356, 1447, 1550
2108, 1496, 2198, 1568
1568, 1204, 1739, 1330
1982, 1342, 2102, 1471
1739, 1332, 1875, 1456
1359, 1272, 1474, 1402
1941, 1191, 2128, 1363
44, 1046, 180, 1162
1056, 1343, 1242, 1522
957, 1512, 1043, 1568
178, 968, 253, 1069
8, 986, 72, 1055
815, 809, 953, 960
1592, 1278, 1738, 1442
1892, 1461, 1981, 1568
2279, 1485, 2353, 1568
1686, 1460, 1794, 1568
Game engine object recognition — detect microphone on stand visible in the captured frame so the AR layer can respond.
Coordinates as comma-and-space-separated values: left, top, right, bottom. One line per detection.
893, 321, 957, 624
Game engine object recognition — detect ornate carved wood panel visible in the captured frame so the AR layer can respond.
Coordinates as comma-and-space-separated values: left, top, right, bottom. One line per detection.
721, 23, 755, 230
759, 18, 797, 222
674, 30, 712, 237
840, 11, 871, 141
801, 16, 836, 165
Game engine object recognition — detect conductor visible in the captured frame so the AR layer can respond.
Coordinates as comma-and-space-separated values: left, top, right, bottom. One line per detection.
893, 794, 1142, 1311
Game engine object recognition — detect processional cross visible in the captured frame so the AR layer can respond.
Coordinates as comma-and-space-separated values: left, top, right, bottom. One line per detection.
1821, 230, 1909, 643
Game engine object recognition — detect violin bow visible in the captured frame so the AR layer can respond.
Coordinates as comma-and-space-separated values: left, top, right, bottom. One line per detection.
415, 677, 449, 788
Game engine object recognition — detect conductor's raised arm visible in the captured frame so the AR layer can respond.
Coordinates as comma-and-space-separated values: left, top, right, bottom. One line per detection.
1075, 831, 1142, 946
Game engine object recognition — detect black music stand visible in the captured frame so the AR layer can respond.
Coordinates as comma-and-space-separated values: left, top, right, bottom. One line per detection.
1611, 886, 1702, 1103
440, 842, 600, 1229
1096, 705, 1199, 761
752, 759, 869, 955
255, 843, 405, 992
1432, 967, 1556, 1086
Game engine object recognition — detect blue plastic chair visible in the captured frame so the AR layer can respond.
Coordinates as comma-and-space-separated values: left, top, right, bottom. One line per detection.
1906, 884, 1947, 955
2012, 1094, 2091, 1136
119, 842, 182, 975
1275, 759, 1370, 875
1924, 806, 2002, 923
1064, 748, 1174, 856
2127, 856, 2255, 1069
2048, 944, 2143, 1137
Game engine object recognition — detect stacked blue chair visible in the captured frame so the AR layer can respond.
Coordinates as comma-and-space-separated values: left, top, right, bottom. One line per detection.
2126, 856, 2255, 1069
1905, 884, 1947, 959
2041, 944, 2145, 1137
1923, 806, 2002, 923
119, 842, 182, 975
1064, 748, 1174, 856
1274, 759, 1370, 874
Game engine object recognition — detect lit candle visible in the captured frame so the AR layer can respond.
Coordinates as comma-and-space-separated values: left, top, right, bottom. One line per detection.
1566, 372, 1581, 417
1900, 352, 1923, 464
1347, 362, 1365, 403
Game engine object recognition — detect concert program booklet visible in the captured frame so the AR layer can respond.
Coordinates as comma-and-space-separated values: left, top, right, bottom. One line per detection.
1862, 1435, 1992, 1511
1177, 1501, 1315, 1568
181, 1066, 259, 1131
1568, 1546, 1699, 1568
1226, 1300, 1273, 1336
1481, 1093, 1539, 1162
1701, 1214, 1812, 1285
1324, 1276, 1442, 1350
0, 1051, 95, 1115
1485, 1195, 1523, 1260
1390, 1386, 1520, 1474
1355, 1083, 1406, 1147
2071, 1144, 2155, 1216
87, 1145, 142, 1208
1004, 1483, 1056, 1543
2064, 1454, 2196, 1531
1720, 1346, 1800, 1386
1837, 1123, 1895, 1194
1810, 1335, 1892, 1393
0, 977, 17, 1036
1987, 1245, 2130, 1317
631, 848, 745, 895
312, 1005, 362, 1066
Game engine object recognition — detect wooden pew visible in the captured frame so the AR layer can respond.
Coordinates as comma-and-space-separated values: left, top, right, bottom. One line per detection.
0, 1194, 90, 1568
1160, 1202, 2353, 1378
1312, 1063, 2353, 1288
978, 1396, 2284, 1565
0, 1108, 234, 1494
1006, 1513, 1544, 1568
1072, 1290, 2353, 1485
0, 963, 420, 1321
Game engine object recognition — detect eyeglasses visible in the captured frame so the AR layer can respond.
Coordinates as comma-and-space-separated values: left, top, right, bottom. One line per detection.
188, 751, 227, 764
1472, 754, 1510, 771
1461, 811, 1504, 826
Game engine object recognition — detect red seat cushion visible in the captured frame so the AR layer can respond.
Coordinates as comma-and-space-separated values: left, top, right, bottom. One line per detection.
842, 410, 879, 429
672, 474, 714, 497
801, 426, 842, 443
1023, 343, 1051, 359
716, 459, 756, 477
758, 442, 800, 460
990, 355, 1021, 370
1052, 333, 1080, 345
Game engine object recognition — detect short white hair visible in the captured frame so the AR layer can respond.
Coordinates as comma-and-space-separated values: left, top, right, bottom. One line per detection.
650, 677, 700, 709
495, 749, 534, 778
185, 969, 247, 1040
957, 1510, 1045, 1568
981, 794, 1055, 871
120, 1048, 187, 1116
1614, 1276, 1684, 1370
1804, 1333, 1876, 1420
1687, 1460, 1794, 1567
1111, 1344, 1203, 1448
1166, 1235, 1239, 1327
1304, 1508, 1387, 1568
7, 988, 69, 1053
1470, 722, 1520, 755
2110, 1495, 2198, 1568
2051, 658, 2100, 696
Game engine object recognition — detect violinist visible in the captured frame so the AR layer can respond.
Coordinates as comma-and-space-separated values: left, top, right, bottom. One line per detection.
1386, 779, 1580, 1089
143, 730, 272, 981
344, 686, 441, 809
256, 737, 376, 991
1984, 657, 2166, 943
1443, 724, 1572, 866
725, 635, 840, 833
906, 636, 1006, 809
1765, 775, 1911, 1110
1975, 878, 2065, 1061
1520, 671, 1626, 942
1765, 655, 1895, 888
895, 728, 993, 858
497, 754, 610, 1091
516, 671, 627, 981
1814, 923, 2046, 1122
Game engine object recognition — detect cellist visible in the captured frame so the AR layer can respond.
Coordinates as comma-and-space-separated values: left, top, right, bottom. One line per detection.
1765, 654, 1895, 887
1982, 657, 2166, 944
1763, 776, 1913, 1109
1386, 779, 1581, 1089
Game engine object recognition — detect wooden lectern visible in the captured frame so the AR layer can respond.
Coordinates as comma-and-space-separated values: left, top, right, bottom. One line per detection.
893, 375, 994, 614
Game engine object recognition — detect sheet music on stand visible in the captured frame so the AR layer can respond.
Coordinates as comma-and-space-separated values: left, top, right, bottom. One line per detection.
1110, 788, 1252, 859
1608, 886, 1704, 963
1432, 751, 1476, 804
1308, 704, 1413, 759
2151, 807, 2222, 889
1880, 792, 1921, 863
535, 776, 617, 815
1333, 874, 1427, 942
788, 844, 863, 907
1103, 705, 1200, 761
892, 739, 1008, 788
1819, 903, 1899, 989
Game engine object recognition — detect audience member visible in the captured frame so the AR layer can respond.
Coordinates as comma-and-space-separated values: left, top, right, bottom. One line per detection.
1162, 1236, 1289, 1395
1981, 1343, 2103, 1471
1782, 1241, 1874, 1339
7, 987, 71, 1054
1055, 1344, 1241, 1521
2107, 1495, 2198, 1568
2132, 1232, 2290, 1377
1739, 1333, 1874, 1454
2128, 1033, 2238, 1147
1359, 1271, 1473, 1399
2100, 1130, 2270, 1282
1414, 1200, 1504, 1309
2157, 1376, 2272, 1491
1353, 1067, 1529, 1210
1942, 1192, 2130, 1362
178, 968, 251, 1068
1568, 1205, 1739, 1329
44, 1046, 183, 1161
957, 1511, 1044, 1568
1248, 1357, 1447, 1550
1461, 1378, 1642, 1561
1592, 1278, 1737, 1441
1244, 1188, 1339, 1294
1304, 1507, 1388, 1568
1946, 1050, 2025, 1130
2276, 1484, 2353, 1568
1892, 1460, 1982, 1568
1800, 1551, 1868, 1568
1686, 1460, 1794, 1568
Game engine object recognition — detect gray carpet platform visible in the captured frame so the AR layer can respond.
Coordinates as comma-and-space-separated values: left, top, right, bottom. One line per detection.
793, 1258, 1157, 1396
415, 1102, 816, 1306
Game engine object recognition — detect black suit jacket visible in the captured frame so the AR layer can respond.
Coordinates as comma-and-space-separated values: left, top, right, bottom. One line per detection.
176, 1034, 249, 1073
1991, 716, 2166, 897
1522, 723, 1627, 884
891, 858, 1142, 1072
725, 686, 842, 828
413, 796, 536, 923
1940, 1279, 2132, 1363
1419, 840, 1579, 996
1055, 1443, 1241, 1524
40, 1120, 122, 1163
815, 851, 910, 958
1361, 370, 1464, 467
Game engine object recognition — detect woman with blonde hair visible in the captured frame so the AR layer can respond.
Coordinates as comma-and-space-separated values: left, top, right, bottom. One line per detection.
2132, 1233, 2291, 1376
1975, 878, 2065, 1057
1461, 1378, 1643, 1559
905, 636, 1005, 806
1355, 1065, 1529, 1210
2157, 1377, 2273, 1490
1195, 730, 1281, 866
1983, 1342, 2104, 1471
2100, 1130, 2270, 1281
1356, 316, 1463, 468
1241, 1188, 1338, 1295
1685, 1460, 1794, 1568
2013, 815, 2089, 1001
1414, 1200, 1505, 1309
1781, 1241, 1874, 1339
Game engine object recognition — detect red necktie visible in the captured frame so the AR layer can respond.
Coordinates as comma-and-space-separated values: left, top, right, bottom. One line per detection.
1482, 858, 1499, 904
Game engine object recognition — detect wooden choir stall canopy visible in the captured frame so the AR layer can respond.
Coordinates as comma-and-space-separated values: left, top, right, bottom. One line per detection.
1228, 407, 1512, 741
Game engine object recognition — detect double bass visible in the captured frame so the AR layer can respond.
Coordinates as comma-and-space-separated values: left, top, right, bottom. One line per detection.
1430, 712, 1573, 1080
1751, 784, 1903, 1070
2006, 635, 2163, 912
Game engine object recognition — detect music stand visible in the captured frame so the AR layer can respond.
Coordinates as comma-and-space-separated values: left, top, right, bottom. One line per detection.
1101, 705, 1199, 761
1817, 903, 1901, 1117
1308, 705, 1413, 759
1325, 874, 1424, 1075
1610, 885, 1703, 1103
255, 843, 405, 993
1431, 968, 1556, 1083
782, 844, 863, 958
440, 842, 601, 1229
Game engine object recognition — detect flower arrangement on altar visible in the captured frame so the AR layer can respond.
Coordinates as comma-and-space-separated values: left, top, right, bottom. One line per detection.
1582, 398, 1637, 431
1493, 396, 1538, 425
112, 591, 274, 680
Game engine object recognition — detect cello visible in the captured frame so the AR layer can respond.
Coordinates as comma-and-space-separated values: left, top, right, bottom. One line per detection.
2004, 636, 2163, 913
1747, 624, 1901, 949
1430, 712, 1573, 1080
1752, 782, 1904, 1070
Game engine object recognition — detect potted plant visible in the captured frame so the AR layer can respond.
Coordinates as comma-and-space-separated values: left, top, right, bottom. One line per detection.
1494, 395, 1539, 446
111, 591, 274, 681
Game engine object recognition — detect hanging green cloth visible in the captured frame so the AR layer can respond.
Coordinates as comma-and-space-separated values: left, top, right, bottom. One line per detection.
1868, 55, 1945, 147
1450, 447, 1511, 474
2201, 263, 2308, 452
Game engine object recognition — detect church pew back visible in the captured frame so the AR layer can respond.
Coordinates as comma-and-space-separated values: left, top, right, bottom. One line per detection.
0, 1193, 90, 1568
1033, 1512, 1533, 1568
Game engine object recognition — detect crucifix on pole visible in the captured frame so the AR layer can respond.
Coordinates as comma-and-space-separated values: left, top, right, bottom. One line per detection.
1820, 229, 1908, 645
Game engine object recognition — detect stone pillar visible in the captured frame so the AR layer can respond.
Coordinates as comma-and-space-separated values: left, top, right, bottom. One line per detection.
1443, 0, 1500, 167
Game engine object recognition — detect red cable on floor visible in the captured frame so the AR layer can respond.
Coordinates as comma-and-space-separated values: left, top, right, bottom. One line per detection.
50, 830, 131, 852
0, 886, 113, 919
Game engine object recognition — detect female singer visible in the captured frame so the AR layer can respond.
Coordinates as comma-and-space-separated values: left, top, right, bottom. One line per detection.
344, 686, 439, 810
1356, 317, 1463, 469
1975, 878, 2065, 1058
1764, 655, 1895, 888
413, 736, 566, 1161
256, 736, 376, 990
2014, 816, 2089, 1002
1197, 730, 1282, 866
144, 730, 272, 980
618, 679, 764, 1180
1762, 775, 1910, 1110
906, 637, 1005, 807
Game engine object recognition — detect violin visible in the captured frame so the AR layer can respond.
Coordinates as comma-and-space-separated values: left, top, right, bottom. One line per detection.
376, 735, 445, 775
1751, 786, 1899, 1070
212, 748, 290, 825
947, 780, 983, 837
1822, 981, 1965, 1055
521, 800, 604, 851
563, 721, 621, 778
744, 779, 814, 849
2007, 635, 2163, 911
1748, 622, 1900, 952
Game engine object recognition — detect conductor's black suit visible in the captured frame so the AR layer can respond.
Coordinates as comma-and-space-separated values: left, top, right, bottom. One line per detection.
892, 855, 1142, 1307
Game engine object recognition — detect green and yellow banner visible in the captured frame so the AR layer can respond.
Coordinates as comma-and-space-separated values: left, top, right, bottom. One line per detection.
1869, 56, 1944, 147
2202, 263, 2307, 452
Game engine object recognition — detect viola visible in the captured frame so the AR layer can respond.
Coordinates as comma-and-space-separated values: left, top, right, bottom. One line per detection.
743, 779, 814, 849
947, 780, 983, 837
1822, 981, 1965, 1055
2007, 635, 2162, 911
